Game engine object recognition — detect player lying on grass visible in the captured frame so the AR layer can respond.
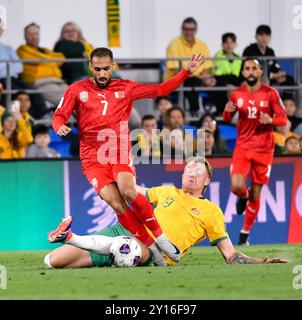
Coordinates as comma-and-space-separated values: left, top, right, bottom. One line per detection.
45, 157, 287, 268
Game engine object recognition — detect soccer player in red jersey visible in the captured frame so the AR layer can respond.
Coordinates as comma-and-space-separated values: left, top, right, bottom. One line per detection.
52, 47, 204, 265
223, 58, 287, 245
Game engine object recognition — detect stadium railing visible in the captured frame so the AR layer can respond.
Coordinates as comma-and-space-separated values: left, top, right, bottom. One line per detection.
1, 56, 302, 124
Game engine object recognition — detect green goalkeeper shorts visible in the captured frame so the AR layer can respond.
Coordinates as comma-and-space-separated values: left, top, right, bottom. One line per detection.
89, 223, 155, 267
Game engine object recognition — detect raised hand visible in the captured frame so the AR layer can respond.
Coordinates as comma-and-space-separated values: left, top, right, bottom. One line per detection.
186, 54, 205, 74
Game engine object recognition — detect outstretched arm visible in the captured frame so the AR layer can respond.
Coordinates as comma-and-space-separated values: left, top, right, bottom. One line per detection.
217, 238, 287, 264
131, 54, 205, 101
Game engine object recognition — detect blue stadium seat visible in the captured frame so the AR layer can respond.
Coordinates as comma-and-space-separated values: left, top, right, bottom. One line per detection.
218, 124, 237, 152
226, 138, 236, 151
218, 124, 237, 140
49, 140, 71, 157
277, 59, 295, 77
49, 128, 62, 142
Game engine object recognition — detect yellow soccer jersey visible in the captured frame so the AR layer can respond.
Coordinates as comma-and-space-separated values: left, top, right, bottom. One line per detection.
146, 186, 228, 261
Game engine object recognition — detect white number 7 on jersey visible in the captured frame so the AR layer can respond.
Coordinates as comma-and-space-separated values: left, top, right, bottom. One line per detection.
100, 100, 108, 115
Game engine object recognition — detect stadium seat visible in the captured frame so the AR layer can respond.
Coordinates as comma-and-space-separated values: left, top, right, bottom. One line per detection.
49, 140, 71, 157
226, 138, 236, 151
218, 124, 237, 152
277, 59, 295, 77
49, 128, 62, 142
218, 124, 237, 140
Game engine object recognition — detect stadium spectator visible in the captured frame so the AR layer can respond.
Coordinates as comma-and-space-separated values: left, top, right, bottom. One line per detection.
14, 91, 33, 130
155, 96, 173, 130
0, 111, 33, 159
164, 17, 213, 115
213, 32, 242, 86
281, 93, 302, 131
283, 136, 301, 155
242, 25, 295, 87
17, 23, 68, 106
136, 115, 161, 157
204, 129, 215, 155
0, 25, 48, 119
273, 119, 300, 148
197, 113, 230, 154
0, 83, 5, 132
54, 22, 93, 84
161, 105, 194, 158
26, 125, 59, 158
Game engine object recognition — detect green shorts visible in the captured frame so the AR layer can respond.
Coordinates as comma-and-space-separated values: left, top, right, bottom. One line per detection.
89, 223, 155, 267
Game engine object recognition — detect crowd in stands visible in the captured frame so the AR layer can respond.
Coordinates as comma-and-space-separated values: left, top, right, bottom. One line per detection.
0, 17, 302, 160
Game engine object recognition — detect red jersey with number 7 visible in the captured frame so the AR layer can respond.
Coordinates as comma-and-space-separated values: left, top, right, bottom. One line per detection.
222, 83, 287, 153
52, 70, 190, 169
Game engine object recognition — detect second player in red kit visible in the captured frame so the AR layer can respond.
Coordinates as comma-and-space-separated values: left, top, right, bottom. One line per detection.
223, 58, 287, 245
52, 47, 205, 265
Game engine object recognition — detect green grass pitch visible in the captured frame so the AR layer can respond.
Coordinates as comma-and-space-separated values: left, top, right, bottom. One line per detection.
0, 244, 302, 300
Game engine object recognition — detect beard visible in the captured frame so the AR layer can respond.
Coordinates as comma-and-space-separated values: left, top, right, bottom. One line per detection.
94, 76, 111, 89
245, 76, 258, 87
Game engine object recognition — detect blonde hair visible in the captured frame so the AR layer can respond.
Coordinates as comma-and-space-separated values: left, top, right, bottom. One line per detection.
59, 21, 86, 43
186, 156, 213, 179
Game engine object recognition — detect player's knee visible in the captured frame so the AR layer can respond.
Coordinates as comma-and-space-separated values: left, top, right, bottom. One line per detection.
231, 185, 244, 195
44, 252, 64, 269
44, 253, 55, 269
119, 188, 137, 203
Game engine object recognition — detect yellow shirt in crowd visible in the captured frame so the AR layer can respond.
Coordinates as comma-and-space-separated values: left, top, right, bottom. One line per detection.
273, 131, 300, 147
0, 105, 5, 133
146, 185, 228, 264
164, 36, 213, 80
17, 44, 65, 84
0, 114, 33, 159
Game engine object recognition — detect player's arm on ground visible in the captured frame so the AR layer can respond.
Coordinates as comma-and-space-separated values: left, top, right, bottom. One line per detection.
130, 54, 205, 101
222, 91, 237, 122
52, 85, 77, 136
217, 238, 288, 264
259, 88, 287, 126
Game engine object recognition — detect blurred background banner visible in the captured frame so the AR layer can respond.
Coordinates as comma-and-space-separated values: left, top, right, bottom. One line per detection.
0, 157, 301, 250
0, 161, 64, 250
107, 0, 121, 47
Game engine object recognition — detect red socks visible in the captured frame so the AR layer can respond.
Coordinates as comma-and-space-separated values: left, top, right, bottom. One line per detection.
117, 207, 154, 246
130, 193, 163, 238
243, 197, 260, 232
